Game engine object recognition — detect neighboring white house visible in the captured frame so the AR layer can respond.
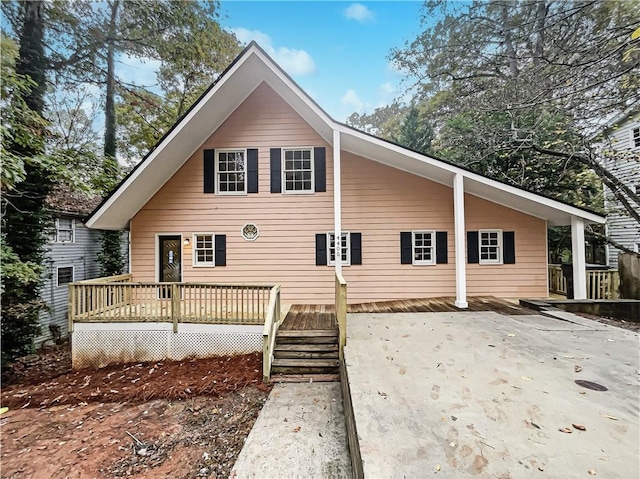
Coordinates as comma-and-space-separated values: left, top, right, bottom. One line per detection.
36, 186, 129, 346
598, 109, 640, 268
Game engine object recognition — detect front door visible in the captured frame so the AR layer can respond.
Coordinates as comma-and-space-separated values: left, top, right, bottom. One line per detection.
159, 235, 182, 283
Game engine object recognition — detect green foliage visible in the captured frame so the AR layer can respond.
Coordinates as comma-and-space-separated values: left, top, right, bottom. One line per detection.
1, 5, 51, 365
97, 231, 125, 276
393, 105, 433, 154
346, 102, 407, 138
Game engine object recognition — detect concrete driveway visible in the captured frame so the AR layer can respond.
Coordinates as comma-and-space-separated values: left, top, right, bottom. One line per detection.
345, 311, 639, 478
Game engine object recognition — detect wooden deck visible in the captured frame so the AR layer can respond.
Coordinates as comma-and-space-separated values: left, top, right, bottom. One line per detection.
280, 296, 532, 331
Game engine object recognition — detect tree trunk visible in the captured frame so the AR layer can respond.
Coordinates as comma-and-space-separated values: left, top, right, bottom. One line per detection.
104, 0, 119, 160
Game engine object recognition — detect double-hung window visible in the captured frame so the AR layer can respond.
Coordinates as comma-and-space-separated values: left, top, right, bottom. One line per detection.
283, 148, 314, 193
328, 232, 350, 266
216, 149, 246, 194
55, 218, 75, 243
412, 231, 435, 265
193, 233, 215, 267
632, 127, 640, 148
479, 229, 502, 264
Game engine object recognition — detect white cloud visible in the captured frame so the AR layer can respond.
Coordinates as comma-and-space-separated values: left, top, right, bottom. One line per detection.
375, 82, 396, 108
231, 27, 316, 76
341, 89, 365, 113
344, 3, 375, 23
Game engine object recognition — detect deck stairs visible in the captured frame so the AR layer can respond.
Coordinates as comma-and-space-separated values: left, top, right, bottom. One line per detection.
271, 329, 340, 382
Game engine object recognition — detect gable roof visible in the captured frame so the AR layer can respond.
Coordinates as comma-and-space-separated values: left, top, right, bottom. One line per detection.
86, 41, 605, 230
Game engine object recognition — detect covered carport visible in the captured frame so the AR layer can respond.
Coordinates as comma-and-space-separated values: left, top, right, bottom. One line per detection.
343, 309, 639, 478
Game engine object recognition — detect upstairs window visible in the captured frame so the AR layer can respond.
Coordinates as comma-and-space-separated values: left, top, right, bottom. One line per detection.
216, 149, 246, 194
633, 127, 640, 148
479, 230, 502, 264
55, 218, 75, 243
328, 232, 350, 266
283, 148, 314, 193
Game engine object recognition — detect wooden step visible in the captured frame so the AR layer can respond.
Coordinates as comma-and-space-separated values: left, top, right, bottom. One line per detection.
270, 373, 340, 383
275, 335, 339, 345
274, 343, 339, 352
277, 329, 338, 338
272, 358, 340, 368
274, 350, 339, 359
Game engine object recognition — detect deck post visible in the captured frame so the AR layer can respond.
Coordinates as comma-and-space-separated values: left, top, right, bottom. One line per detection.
571, 216, 587, 299
336, 273, 347, 360
171, 283, 180, 333
453, 173, 468, 308
68, 283, 76, 333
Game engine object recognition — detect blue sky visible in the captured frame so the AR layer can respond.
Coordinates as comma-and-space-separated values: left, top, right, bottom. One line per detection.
218, 1, 425, 121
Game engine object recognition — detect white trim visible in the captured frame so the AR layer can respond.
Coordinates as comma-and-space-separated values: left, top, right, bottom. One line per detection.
571, 217, 587, 299
478, 229, 503, 265
192, 232, 216, 267
453, 174, 468, 308
544, 219, 549, 298
56, 265, 74, 287
333, 129, 342, 276
85, 50, 264, 229
411, 230, 436, 266
55, 217, 75, 243
328, 231, 350, 267
155, 233, 184, 282
281, 146, 315, 194
215, 148, 247, 195
335, 124, 605, 225
86, 43, 606, 231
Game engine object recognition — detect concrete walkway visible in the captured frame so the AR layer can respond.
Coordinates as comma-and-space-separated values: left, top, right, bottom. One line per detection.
232, 383, 352, 478
345, 311, 639, 478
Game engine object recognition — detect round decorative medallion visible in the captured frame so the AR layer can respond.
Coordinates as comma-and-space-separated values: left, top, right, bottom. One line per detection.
241, 223, 259, 241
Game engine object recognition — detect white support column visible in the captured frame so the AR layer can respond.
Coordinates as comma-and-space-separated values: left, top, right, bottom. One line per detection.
453, 173, 468, 308
333, 129, 342, 275
571, 216, 587, 299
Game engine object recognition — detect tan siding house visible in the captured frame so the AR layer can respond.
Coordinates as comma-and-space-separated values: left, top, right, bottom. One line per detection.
87, 42, 605, 304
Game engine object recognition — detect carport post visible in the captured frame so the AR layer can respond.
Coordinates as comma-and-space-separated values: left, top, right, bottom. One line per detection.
571, 216, 587, 299
453, 173, 468, 308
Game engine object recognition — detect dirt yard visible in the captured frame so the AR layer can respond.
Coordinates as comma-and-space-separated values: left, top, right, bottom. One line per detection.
1, 346, 271, 478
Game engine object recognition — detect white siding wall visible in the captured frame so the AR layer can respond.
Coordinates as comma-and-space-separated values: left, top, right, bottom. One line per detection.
602, 115, 640, 268
37, 216, 129, 346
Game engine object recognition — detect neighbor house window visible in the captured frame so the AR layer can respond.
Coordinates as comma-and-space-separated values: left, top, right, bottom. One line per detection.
56, 266, 74, 286
479, 229, 502, 264
328, 232, 350, 266
193, 233, 215, 266
633, 127, 640, 148
55, 218, 75, 243
412, 231, 436, 265
216, 149, 246, 194
283, 148, 314, 193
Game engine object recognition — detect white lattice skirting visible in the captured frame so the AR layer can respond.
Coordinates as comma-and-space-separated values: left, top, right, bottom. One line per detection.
72, 322, 263, 369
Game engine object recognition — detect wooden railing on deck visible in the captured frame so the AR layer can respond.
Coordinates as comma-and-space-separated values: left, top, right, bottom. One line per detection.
548, 265, 567, 295
69, 278, 274, 331
335, 272, 347, 360
262, 286, 282, 382
548, 265, 619, 299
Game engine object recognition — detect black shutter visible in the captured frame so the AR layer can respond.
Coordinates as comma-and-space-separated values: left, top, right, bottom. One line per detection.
270, 148, 281, 193
350, 233, 362, 265
436, 231, 448, 264
467, 231, 479, 264
204, 149, 215, 193
215, 234, 226, 266
503, 231, 516, 264
247, 148, 258, 193
316, 233, 327, 266
400, 232, 412, 264
314, 147, 326, 192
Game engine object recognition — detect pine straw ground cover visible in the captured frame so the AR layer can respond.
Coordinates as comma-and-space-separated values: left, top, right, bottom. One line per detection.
0, 347, 271, 478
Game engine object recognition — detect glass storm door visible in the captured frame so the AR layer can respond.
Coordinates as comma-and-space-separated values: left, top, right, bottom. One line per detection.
159, 235, 182, 283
